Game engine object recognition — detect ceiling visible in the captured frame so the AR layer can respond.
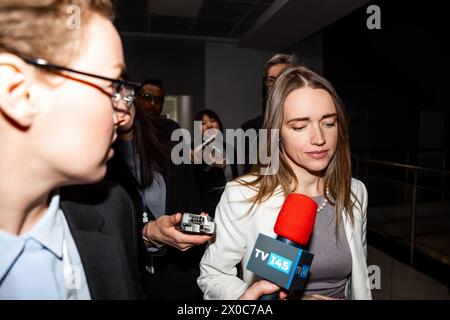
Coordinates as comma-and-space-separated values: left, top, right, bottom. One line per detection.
115, 0, 372, 49
115, 0, 275, 39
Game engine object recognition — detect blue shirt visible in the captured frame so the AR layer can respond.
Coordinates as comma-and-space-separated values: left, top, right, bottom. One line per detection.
0, 192, 91, 300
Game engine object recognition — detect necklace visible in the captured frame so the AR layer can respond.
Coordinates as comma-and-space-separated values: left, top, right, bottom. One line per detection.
316, 187, 330, 214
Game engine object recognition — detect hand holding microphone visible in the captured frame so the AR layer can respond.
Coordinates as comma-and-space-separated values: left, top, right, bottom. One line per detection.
238, 280, 288, 300
246, 193, 318, 299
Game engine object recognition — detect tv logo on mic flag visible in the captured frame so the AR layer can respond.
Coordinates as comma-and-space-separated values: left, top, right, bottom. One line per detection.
267, 253, 292, 274
247, 234, 314, 290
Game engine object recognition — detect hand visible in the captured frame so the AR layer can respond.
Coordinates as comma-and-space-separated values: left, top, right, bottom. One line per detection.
142, 212, 212, 251
211, 158, 226, 168
190, 148, 203, 163
205, 148, 226, 168
301, 294, 342, 300
238, 280, 288, 300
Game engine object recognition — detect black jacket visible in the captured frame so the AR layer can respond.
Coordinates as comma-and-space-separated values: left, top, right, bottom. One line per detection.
60, 181, 145, 300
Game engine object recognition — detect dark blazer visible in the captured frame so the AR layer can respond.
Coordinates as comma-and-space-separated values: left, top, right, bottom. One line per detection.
60, 181, 145, 300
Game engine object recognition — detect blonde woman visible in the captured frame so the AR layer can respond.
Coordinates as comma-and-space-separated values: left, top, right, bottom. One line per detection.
0, 0, 144, 299
198, 66, 372, 300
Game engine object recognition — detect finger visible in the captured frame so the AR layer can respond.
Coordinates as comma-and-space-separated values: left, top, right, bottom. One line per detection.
169, 212, 182, 225
174, 242, 194, 251
177, 233, 212, 245
301, 295, 319, 300
257, 280, 280, 295
279, 290, 289, 300
311, 294, 335, 300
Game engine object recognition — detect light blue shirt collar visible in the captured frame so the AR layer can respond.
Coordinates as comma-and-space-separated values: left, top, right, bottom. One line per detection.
0, 191, 64, 282
23, 192, 64, 259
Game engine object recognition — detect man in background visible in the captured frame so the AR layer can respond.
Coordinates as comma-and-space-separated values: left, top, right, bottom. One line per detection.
241, 54, 298, 173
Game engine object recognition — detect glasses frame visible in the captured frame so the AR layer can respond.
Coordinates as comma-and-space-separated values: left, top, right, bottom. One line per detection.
23, 58, 141, 114
138, 92, 165, 104
263, 76, 277, 88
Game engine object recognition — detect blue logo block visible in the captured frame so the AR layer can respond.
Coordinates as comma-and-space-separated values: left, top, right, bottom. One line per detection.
267, 253, 293, 274
299, 265, 310, 279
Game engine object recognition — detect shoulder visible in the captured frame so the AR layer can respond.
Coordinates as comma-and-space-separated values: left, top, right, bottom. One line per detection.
350, 178, 368, 221
214, 175, 260, 220
60, 181, 134, 225
350, 178, 368, 203
223, 174, 260, 200
157, 117, 180, 133
61, 180, 130, 205
219, 175, 283, 219
351, 178, 367, 196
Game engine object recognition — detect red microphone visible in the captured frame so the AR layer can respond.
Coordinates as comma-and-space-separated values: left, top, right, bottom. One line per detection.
247, 193, 318, 300
274, 193, 318, 248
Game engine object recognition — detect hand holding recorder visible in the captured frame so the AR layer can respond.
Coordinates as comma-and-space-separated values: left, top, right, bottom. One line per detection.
142, 212, 213, 251
180, 213, 216, 235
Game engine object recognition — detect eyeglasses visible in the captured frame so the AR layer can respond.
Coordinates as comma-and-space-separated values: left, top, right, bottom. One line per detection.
138, 92, 164, 104
23, 58, 141, 117
263, 76, 277, 88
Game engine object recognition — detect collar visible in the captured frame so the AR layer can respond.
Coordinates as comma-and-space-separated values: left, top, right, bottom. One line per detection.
0, 191, 64, 282
0, 229, 26, 282
22, 191, 64, 259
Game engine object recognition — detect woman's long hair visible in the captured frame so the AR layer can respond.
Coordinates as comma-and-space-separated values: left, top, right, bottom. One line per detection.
238, 66, 359, 236
133, 105, 171, 186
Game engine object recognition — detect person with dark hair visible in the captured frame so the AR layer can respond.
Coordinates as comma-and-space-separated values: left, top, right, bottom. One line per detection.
135, 78, 202, 221
108, 81, 208, 300
135, 78, 166, 121
192, 109, 240, 216
135, 77, 180, 139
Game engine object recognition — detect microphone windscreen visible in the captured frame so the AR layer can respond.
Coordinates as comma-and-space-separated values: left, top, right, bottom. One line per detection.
274, 193, 318, 246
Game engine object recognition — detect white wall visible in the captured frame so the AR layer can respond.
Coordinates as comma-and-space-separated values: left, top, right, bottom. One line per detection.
205, 42, 274, 130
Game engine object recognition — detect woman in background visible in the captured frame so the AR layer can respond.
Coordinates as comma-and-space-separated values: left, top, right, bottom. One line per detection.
106, 103, 211, 300
192, 109, 240, 216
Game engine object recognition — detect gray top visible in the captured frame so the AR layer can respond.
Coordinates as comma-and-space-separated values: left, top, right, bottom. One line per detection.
300, 196, 352, 299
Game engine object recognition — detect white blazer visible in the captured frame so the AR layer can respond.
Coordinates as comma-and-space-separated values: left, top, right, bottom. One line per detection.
198, 177, 372, 300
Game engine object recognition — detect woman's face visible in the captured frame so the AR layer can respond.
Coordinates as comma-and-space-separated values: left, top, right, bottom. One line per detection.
280, 87, 338, 176
29, 14, 125, 184
201, 114, 220, 133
